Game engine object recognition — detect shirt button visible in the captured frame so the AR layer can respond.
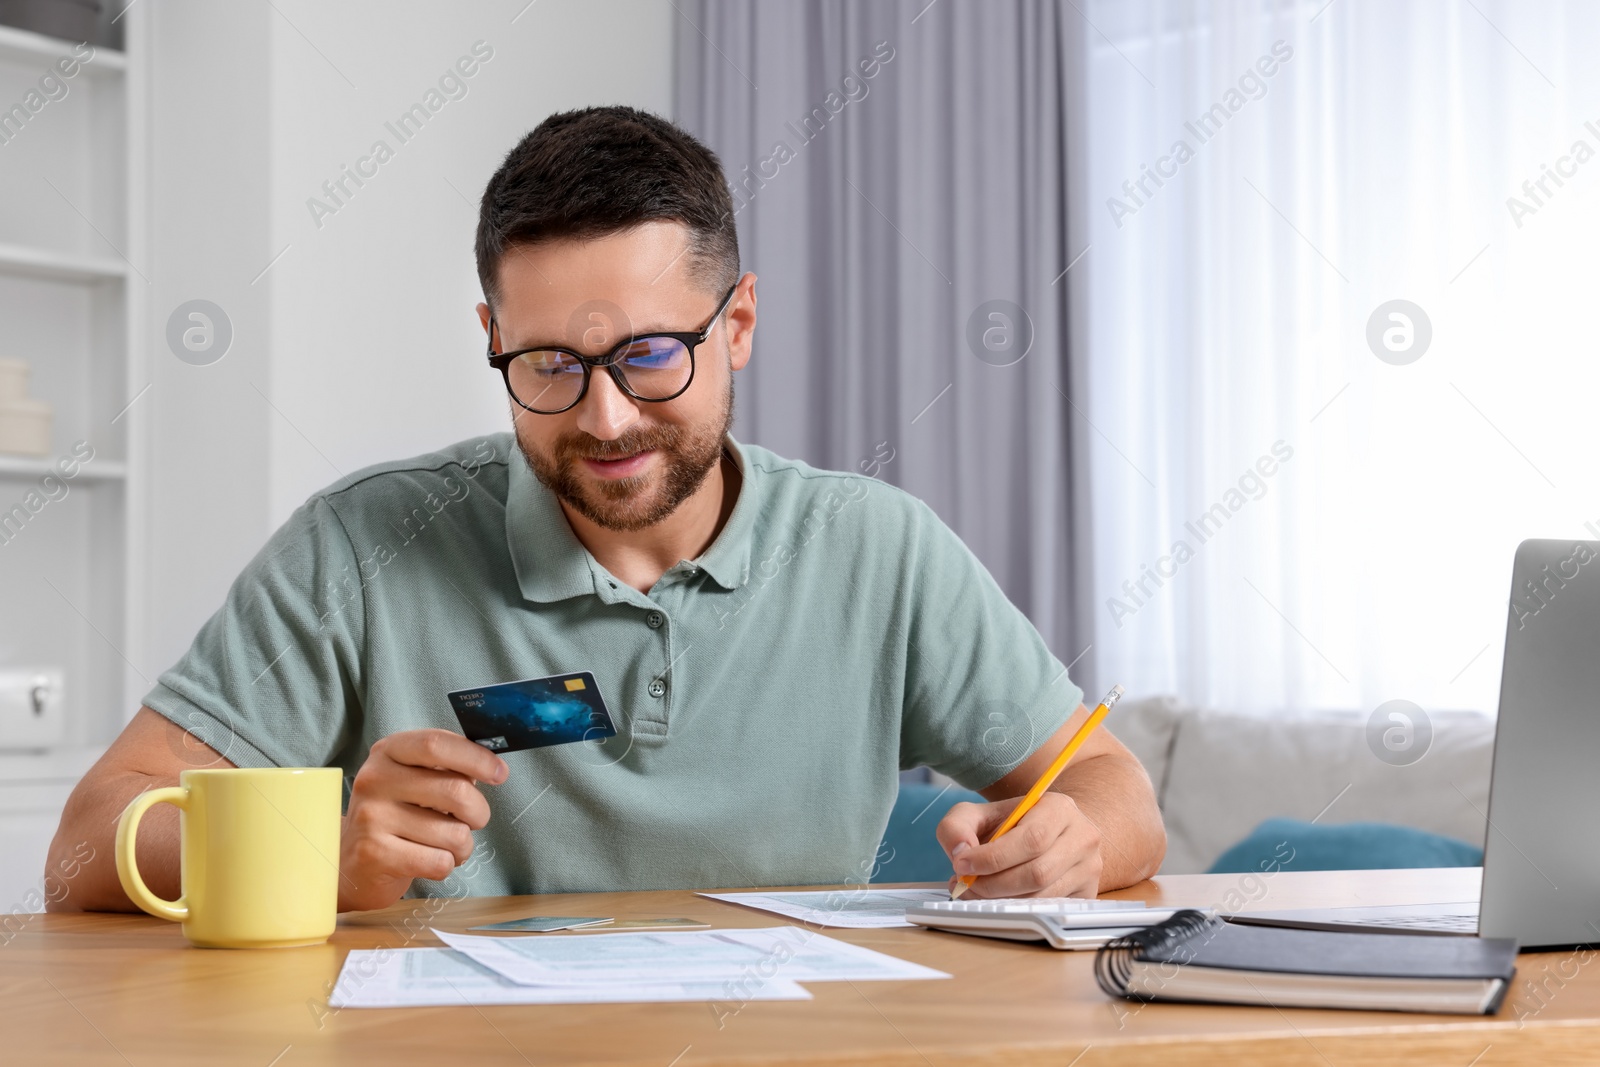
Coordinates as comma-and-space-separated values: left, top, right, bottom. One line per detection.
647, 679, 666, 698
646, 611, 664, 629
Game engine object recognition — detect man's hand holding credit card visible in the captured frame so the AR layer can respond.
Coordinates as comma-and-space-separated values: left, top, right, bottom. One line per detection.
338, 726, 508, 913
336, 671, 613, 912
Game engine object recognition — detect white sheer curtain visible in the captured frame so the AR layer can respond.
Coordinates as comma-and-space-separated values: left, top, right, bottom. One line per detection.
1081, 0, 1600, 716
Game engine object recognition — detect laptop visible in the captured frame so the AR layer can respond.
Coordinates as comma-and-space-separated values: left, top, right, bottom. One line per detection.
1231, 539, 1600, 951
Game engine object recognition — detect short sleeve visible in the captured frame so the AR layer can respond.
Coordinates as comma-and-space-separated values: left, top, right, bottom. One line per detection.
142, 494, 365, 770
898, 498, 1085, 791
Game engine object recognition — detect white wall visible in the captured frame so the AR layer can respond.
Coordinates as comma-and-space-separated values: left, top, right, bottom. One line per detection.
142, 0, 676, 682
265, 0, 676, 526
144, 0, 274, 687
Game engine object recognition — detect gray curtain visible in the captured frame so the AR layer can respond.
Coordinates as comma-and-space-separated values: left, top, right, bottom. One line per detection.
674, 0, 1096, 690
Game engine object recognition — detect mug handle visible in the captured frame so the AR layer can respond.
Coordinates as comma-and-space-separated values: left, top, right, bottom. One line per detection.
115, 787, 189, 923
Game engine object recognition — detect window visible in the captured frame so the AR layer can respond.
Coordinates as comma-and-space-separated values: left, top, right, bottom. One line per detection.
1080, 0, 1597, 715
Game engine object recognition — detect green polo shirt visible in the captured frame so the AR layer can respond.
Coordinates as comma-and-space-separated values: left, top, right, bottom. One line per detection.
143, 432, 1083, 897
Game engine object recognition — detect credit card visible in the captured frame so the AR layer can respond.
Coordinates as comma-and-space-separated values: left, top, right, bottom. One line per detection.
586, 918, 710, 931
448, 671, 617, 753
469, 916, 614, 932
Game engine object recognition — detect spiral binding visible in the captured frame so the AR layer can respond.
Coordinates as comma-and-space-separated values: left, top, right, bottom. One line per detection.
1093, 909, 1221, 1001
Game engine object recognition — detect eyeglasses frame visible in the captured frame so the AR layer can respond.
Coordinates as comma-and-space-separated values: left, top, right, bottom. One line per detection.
486, 282, 740, 415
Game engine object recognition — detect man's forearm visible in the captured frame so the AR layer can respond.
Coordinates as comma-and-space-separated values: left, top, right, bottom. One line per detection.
1055, 751, 1167, 890
45, 772, 182, 913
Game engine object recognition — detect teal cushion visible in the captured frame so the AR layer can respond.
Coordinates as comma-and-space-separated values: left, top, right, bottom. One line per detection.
875, 781, 989, 883
1208, 817, 1483, 874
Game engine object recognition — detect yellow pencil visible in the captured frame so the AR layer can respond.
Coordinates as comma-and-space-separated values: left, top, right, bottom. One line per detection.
950, 684, 1125, 900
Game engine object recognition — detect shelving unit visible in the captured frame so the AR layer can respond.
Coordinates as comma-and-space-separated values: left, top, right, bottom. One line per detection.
0, 13, 144, 902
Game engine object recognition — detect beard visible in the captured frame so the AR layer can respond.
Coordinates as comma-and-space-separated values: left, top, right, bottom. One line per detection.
516, 376, 734, 533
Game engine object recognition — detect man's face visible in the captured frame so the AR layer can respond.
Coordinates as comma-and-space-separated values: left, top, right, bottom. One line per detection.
478, 222, 754, 532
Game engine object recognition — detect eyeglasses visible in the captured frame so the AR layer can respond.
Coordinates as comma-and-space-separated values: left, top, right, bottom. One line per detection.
486, 283, 738, 415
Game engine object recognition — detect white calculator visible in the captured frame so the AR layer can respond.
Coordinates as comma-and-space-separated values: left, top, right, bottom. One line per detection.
905, 898, 1197, 951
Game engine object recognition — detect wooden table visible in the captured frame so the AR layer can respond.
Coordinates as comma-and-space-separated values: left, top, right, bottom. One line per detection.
4, 868, 1595, 1066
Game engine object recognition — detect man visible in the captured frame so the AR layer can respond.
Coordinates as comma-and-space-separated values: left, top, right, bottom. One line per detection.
48, 106, 1164, 914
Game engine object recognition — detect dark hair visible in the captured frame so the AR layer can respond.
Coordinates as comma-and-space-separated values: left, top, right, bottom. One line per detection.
476, 105, 739, 309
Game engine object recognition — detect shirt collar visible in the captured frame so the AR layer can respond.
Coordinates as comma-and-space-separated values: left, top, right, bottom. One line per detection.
694, 435, 755, 591
504, 447, 596, 604
505, 433, 756, 604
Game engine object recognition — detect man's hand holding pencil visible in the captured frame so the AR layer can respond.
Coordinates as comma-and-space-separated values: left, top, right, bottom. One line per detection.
936, 686, 1126, 900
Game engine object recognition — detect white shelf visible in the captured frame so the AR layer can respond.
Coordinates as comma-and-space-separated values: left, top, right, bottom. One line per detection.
0, 456, 126, 481
0, 745, 103, 780
0, 242, 129, 283
0, 24, 124, 73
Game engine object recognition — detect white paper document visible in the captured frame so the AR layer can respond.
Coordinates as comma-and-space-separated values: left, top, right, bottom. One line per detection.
433, 926, 951, 987
329, 947, 813, 1008
698, 889, 957, 928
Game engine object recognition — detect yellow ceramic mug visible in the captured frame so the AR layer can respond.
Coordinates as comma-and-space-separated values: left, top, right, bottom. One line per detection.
115, 767, 341, 948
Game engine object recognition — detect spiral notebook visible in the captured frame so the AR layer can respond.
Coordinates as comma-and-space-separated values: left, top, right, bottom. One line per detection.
1093, 910, 1518, 1015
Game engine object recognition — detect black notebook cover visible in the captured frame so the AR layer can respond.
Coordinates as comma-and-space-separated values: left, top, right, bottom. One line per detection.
1095, 910, 1518, 1012
1147, 916, 1517, 979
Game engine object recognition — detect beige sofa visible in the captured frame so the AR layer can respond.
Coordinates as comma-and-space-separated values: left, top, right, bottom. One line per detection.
1106, 696, 1496, 874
